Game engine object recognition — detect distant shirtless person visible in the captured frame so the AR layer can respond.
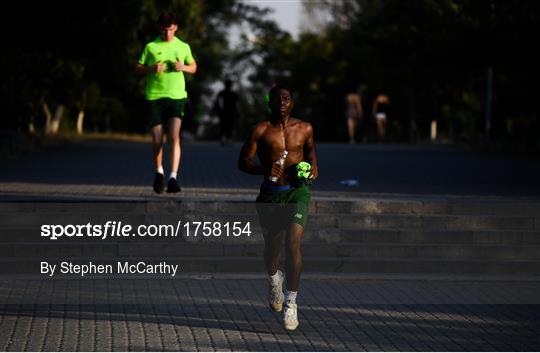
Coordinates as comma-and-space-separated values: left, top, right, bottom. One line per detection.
345, 88, 364, 144
373, 93, 390, 142
238, 86, 318, 331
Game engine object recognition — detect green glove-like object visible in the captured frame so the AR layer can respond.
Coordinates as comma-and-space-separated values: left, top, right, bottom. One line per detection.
297, 162, 312, 181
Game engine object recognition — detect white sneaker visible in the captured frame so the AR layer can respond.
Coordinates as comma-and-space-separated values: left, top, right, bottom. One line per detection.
283, 303, 299, 331
268, 271, 284, 312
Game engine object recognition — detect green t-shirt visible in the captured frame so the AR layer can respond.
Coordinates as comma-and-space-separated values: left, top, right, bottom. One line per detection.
138, 37, 195, 100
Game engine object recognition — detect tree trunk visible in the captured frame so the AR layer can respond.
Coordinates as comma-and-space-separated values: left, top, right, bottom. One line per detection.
41, 100, 65, 135
76, 110, 85, 134
77, 90, 87, 135
28, 116, 35, 134
41, 99, 52, 134
49, 105, 65, 134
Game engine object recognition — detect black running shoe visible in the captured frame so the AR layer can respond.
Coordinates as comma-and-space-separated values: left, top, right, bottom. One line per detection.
166, 177, 181, 193
153, 173, 165, 194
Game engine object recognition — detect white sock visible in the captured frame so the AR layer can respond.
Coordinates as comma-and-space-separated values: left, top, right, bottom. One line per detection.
269, 270, 282, 286
156, 166, 164, 174
285, 290, 297, 304
169, 171, 177, 180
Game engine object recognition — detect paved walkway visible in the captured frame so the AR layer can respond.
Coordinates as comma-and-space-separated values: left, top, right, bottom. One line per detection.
0, 276, 539, 351
1, 139, 540, 199
1, 138, 540, 351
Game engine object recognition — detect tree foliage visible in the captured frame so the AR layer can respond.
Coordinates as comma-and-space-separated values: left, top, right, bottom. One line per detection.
0, 0, 263, 133
2, 0, 538, 147
245, 0, 540, 144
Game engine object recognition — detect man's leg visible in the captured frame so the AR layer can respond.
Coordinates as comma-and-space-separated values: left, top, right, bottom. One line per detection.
284, 223, 304, 292
282, 222, 304, 331
219, 117, 227, 146
225, 116, 234, 143
166, 117, 182, 193
377, 118, 386, 141
168, 117, 182, 173
347, 117, 356, 144
264, 229, 285, 276
264, 229, 286, 312
152, 124, 164, 168
151, 124, 165, 193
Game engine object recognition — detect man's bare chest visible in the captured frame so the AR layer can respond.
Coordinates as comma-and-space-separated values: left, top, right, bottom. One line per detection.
261, 126, 305, 152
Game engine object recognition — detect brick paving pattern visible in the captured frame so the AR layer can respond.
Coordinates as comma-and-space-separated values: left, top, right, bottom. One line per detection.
1, 139, 540, 351
0, 278, 539, 351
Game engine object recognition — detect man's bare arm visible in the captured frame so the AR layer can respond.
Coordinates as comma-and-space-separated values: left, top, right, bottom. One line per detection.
303, 123, 319, 179
238, 125, 268, 175
135, 62, 164, 75
135, 63, 149, 75
175, 60, 197, 74
355, 96, 364, 119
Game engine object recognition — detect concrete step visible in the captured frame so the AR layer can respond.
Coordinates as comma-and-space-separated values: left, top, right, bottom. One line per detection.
2, 227, 540, 246
118, 243, 540, 260
310, 214, 538, 230
2, 198, 539, 276
2, 243, 540, 261
1, 212, 538, 231
2, 199, 540, 216
317, 229, 540, 245
316, 200, 540, 217
2, 257, 540, 275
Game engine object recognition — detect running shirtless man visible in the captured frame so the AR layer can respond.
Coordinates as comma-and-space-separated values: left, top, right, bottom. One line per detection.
238, 85, 318, 331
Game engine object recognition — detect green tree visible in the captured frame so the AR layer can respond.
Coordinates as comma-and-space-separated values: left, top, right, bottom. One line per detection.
244, 0, 539, 144
0, 0, 272, 135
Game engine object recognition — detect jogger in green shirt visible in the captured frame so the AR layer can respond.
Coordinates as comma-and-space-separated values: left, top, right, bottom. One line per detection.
135, 11, 197, 194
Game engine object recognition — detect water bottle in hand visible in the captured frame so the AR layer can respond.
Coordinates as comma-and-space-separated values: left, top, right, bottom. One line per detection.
269, 150, 288, 182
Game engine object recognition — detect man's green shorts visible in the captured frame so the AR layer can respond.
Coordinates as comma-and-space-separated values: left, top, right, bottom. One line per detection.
256, 184, 311, 230
148, 98, 186, 128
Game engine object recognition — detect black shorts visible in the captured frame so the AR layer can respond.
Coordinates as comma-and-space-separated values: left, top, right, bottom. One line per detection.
148, 98, 186, 128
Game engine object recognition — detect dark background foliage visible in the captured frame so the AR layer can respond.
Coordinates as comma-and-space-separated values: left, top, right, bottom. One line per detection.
1, 0, 538, 147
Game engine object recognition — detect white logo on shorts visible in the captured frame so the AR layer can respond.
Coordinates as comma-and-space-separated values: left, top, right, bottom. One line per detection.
294, 213, 303, 219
